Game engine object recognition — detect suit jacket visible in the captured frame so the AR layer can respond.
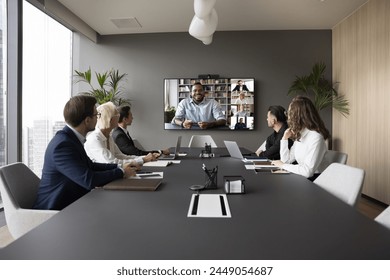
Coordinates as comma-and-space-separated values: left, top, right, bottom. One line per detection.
232, 84, 249, 92
112, 127, 157, 156
34, 126, 124, 210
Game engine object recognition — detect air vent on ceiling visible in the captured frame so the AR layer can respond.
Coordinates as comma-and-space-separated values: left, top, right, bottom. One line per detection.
110, 17, 142, 29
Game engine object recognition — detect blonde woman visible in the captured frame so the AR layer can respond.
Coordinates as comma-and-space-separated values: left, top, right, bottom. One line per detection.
84, 102, 157, 167
272, 96, 329, 180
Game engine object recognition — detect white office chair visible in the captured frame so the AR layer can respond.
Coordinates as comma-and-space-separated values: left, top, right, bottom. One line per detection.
0, 162, 58, 239
316, 150, 348, 173
375, 206, 390, 230
313, 163, 365, 207
188, 135, 217, 148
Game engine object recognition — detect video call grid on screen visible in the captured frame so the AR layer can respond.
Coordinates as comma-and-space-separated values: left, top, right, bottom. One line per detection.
164, 78, 255, 130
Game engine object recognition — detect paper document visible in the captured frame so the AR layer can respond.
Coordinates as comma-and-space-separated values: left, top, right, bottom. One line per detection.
242, 158, 269, 163
245, 165, 256, 170
143, 161, 172, 167
245, 164, 276, 169
187, 194, 231, 218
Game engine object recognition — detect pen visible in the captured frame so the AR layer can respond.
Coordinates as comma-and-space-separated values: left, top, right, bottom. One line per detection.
202, 164, 212, 179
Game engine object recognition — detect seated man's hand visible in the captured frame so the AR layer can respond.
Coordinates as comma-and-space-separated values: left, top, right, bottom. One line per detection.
124, 162, 141, 171
143, 153, 157, 162
123, 165, 137, 178
255, 149, 263, 157
152, 152, 161, 158
182, 119, 193, 129
198, 121, 210, 129
161, 148, 170, 155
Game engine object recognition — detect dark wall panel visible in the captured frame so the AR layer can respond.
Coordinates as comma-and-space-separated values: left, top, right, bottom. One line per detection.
74, 30, 332, 151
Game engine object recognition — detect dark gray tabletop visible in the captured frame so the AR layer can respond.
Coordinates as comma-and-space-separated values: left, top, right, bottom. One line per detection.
1, 149, 390, 260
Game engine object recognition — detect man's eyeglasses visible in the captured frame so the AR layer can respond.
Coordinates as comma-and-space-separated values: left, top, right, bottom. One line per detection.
92, 113, 101, 118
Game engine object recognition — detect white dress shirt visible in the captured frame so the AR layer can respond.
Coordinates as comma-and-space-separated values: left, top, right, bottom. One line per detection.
84, 128, 144, 166
280, 128, 327, 178
235, 97, 247, 105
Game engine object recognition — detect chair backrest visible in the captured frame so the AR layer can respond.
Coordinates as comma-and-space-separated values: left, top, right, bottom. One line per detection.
0, 162, 58, 239
188, 135, 217, 148
314, 163, 365, 207
316, 150, 348, 173
0, 162, 40, 209
375, 206, 390, 230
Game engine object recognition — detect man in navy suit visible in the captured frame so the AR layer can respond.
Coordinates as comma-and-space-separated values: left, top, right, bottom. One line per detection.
34, 95, 136, 210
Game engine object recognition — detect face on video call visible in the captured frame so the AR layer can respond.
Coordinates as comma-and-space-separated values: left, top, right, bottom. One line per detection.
191, 84, 205, 103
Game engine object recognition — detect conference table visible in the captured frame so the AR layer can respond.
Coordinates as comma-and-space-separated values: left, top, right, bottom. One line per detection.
1, 147, 390, 260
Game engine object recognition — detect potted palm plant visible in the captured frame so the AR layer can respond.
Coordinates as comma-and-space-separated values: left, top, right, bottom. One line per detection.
288, 62, 349, 117
74, 67, 131, 106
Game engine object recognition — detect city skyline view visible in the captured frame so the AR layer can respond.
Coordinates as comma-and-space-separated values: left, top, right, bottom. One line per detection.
21, 1, 72, 175
0, 1, 72, 180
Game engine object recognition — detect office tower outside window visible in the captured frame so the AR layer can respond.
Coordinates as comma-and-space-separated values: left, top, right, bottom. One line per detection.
22, 1, 72, 177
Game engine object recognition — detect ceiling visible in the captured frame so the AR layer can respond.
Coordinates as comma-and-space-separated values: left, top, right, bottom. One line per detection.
58, 0, 368, 36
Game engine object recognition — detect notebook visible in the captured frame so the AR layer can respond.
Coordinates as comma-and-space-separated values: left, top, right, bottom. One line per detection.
159, 136, 182, 160
224, 140, 268, 161
103, 178, 162, 191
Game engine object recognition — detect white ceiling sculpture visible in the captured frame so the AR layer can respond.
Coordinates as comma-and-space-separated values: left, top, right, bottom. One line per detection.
189, 0, 218, 45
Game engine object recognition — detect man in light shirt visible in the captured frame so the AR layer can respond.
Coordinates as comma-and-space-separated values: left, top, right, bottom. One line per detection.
173, 82, 226, 129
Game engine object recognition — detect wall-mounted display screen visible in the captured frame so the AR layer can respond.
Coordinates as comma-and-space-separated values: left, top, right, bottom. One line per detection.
164, 78, 255, 130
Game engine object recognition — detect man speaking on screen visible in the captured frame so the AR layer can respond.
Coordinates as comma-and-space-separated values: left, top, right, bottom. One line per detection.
172, 82, 226, 129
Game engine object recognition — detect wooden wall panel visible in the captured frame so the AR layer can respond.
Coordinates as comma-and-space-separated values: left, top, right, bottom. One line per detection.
332, 0, 390, 204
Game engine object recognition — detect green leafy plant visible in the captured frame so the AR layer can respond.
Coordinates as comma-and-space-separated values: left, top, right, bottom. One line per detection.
74, 68, 131, 106
164, 106, 176, 123
288, 62, 349, 117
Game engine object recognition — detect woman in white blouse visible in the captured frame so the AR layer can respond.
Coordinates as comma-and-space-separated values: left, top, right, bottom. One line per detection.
84, 102, 157, 167
272, 96, 329, 180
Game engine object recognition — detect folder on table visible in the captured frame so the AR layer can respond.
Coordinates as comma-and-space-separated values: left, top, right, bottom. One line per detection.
103, 178, 162, 191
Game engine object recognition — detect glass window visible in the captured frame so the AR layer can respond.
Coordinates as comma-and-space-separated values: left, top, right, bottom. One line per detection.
22, 1, 72, 176
0, 0, 6, 167
0, 0, 6, 208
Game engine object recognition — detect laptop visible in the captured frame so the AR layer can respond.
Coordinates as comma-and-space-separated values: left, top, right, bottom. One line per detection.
223, 140, 268, 162
159, 136, 182, 160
